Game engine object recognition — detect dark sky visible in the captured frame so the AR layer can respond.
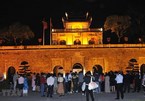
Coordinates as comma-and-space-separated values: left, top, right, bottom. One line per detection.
0, 0, 144, 36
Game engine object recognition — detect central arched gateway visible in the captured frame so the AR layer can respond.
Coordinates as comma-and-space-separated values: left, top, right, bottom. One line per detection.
72, 63, 83, 73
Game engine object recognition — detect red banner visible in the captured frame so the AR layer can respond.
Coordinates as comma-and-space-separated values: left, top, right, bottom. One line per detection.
42, 20, 48, 30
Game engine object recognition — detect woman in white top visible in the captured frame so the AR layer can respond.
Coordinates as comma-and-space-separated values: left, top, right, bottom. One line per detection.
105, 73, 110, 93
57, 73, 64, 96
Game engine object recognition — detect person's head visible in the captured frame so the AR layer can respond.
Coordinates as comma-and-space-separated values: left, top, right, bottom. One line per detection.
85, 71, 91, 76
58, 73, 63, 77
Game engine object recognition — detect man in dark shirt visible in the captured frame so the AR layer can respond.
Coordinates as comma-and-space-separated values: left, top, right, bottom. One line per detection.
123, 71, 131, 93
83, 71, 94, 101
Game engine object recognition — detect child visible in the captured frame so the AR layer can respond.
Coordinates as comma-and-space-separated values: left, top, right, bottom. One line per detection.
23, 75, 29, 96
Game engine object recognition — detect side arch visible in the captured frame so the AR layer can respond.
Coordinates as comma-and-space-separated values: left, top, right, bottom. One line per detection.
53, 65, 64, 76
92, 64, 103, 74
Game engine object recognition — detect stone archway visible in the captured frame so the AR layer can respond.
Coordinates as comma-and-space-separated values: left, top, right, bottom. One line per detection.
74, 39, 81, 45
72, 63, 83, 73
92, 64, 103, 74
53, 65, 64, 76
126, 58, 139, 72
19, 61, 30, 75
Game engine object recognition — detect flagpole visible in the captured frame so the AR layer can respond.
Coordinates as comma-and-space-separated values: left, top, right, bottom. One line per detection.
42, 28, 45, 45
42, 18, 48, 45
50, 18, 52, 45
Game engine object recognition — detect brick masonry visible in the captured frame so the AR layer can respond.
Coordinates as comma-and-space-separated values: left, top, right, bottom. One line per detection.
0, 45, 145, 75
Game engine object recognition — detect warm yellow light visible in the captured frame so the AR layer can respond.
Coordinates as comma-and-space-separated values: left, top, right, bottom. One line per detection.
67, 36, 73, 45
100, 28, 103, 31
63, 71, 65, 78
65, 22, 89, 29
86, 12, 89, 18
52, 29, 54, 32
4, 72, 6, 79
83, 69, 86, 75
82, 39, 88, 44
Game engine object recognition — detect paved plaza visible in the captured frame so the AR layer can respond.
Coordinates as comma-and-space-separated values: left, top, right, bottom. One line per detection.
0, 90, 145, 101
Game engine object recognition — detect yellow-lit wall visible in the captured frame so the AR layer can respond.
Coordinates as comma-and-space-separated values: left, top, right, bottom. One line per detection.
65, 22, 89, 29
52, 32, 103, 45
0, 45, 145, 76
52, 21, 102, 45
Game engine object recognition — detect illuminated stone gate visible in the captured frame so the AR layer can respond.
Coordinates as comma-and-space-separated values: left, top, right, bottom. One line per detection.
1, 13, 145, 78
1, 45, 145, 78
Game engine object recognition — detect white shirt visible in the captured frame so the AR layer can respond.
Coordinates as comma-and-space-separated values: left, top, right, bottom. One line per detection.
68, 73, 72, 81
58, 77, 64, 82
115, 74, 123, 84
47, 76, 55, 86
18, 76, 24, 84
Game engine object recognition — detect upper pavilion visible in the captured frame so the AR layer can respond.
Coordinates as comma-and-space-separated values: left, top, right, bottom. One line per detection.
51, 12, 103, 45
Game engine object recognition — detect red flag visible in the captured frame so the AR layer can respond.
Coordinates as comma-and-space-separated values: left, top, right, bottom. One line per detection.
42, 19, 48, 30
50, 18, 53, 28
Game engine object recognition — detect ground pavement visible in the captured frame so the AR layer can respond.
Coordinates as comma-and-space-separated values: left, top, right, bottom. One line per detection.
0, 90, 145, 101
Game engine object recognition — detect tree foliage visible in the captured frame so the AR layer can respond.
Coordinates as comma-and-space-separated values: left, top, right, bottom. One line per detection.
104, 15, 131, 43
0, 22, 35, 45
127, 6, 145, 40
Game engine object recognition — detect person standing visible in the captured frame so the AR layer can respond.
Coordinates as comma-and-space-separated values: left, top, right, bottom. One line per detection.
72, 72, 79, 93
78, 71, 84, 94
46, 73, 55, 98
110, 71, 116, 92
53, 73, 58, 94
105, 73, 110, 93
123, 71, 131, 93
83, 71, 94, 101
35, 73, 40, 92
13, 72, 19, 91
133, 72, 141, 92
57, 73, 65, 97
23, 75, 29, 96
31, 73, 36, 92
115, 71, 124, 100
68, 71, 72, 94
18, 74, 24, 97
40, 72, 46, 97
64, 73, 69, 94
142, 73, 145, 96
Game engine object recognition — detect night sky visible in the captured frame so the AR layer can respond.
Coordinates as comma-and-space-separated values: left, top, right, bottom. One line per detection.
0, 0, 144, 39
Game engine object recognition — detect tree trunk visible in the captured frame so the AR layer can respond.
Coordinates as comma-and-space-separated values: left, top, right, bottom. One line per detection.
117, 31, 121, 43
118, 37, 121, 43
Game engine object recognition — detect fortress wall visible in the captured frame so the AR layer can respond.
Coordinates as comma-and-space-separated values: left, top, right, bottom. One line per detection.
0, 46, 145, 76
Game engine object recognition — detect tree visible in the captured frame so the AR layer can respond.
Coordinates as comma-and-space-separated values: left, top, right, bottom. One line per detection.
104, 15, 131, 43
0, 22, 35, 45
127, 6, 145, 43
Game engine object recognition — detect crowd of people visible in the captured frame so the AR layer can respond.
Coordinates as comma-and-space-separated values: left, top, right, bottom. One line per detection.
5, 70, 145, 101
